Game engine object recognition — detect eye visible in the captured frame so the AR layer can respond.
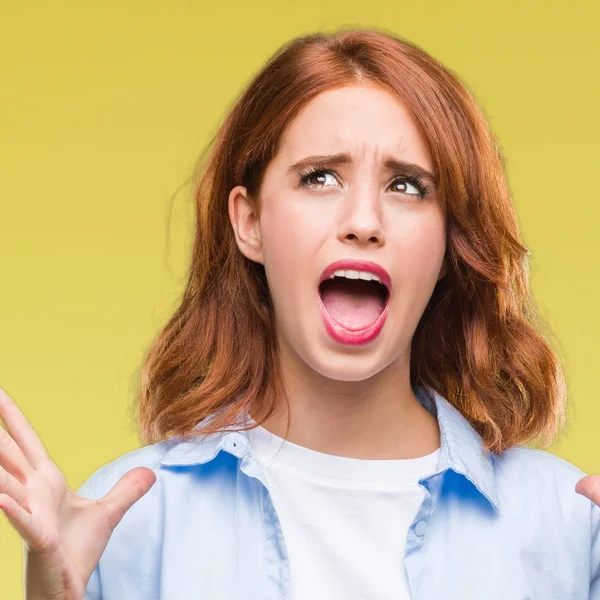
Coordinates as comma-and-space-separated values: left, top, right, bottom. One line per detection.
391, 177, 427, 197
298, 167, 429, 199
298, 169, 338, 189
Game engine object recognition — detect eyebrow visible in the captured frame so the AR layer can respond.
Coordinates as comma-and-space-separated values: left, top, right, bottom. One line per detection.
287, 152, 438, 188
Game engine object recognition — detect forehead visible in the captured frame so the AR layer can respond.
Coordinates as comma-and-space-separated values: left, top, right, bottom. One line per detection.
275, 84, 432, 171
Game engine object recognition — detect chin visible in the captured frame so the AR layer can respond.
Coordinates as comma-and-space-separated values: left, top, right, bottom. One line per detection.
304, 348, 388, 383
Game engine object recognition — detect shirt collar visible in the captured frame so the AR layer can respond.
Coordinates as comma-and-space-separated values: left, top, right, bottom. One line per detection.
159, 385, 499, 512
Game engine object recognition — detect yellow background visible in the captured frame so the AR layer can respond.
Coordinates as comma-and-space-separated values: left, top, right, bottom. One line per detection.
1, 1, 599, 595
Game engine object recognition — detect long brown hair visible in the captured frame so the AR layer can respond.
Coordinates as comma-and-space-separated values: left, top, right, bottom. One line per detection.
133, 27, 568, 455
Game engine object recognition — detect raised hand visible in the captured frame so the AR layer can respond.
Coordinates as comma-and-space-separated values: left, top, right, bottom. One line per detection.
0, 385, 157, 600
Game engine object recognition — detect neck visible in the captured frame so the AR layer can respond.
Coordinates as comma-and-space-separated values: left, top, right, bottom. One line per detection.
256, 347, 441, 460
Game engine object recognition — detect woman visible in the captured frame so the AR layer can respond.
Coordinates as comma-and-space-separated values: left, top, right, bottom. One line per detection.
1, 27, 599, 600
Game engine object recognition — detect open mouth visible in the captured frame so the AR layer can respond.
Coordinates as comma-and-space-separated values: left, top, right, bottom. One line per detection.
318, 277, 390, 331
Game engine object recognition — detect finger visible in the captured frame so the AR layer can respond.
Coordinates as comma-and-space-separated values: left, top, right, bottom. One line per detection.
0, 424, 35, 484
97, 467, 157, 530
0, 465, 31, 511
0, 493, 43, 551
0, 386, 49, 470
575, 475, 600, 505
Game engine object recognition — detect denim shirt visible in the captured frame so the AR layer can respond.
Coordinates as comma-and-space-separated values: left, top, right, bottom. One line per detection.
77, 385, 600, 599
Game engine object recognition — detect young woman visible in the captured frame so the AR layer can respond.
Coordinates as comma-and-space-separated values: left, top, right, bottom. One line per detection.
1, 27, 599, 600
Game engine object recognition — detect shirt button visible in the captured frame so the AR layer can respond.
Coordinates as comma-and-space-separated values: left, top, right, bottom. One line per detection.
414, 520, 427, 536
224, 432, 249, 455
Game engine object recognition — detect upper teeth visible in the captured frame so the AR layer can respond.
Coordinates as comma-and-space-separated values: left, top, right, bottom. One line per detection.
330, 269, 382, 283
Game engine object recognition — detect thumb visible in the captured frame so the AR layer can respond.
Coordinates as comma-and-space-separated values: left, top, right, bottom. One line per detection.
97, 467, 157, 530
575, 475, 600, 505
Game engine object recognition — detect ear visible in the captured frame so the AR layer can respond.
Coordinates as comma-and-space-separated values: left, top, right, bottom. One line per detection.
228, 185, 264, 265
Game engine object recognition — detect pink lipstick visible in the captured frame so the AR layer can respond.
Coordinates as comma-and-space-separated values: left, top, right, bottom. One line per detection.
317, 259, 391, 346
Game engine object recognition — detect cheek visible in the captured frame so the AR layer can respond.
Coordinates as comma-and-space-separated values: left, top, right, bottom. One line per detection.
394, 214, 446, 281
262, 196, 328, 258
259, 206, 312, 299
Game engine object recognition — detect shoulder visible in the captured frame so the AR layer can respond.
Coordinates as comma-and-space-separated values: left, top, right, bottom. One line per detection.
493, 444, 590, 505
496, 444, 588, 482
76, 439, 172, 500
76, 437, 241, 596
494, 446, 600, 560
492, 445, 595, 531
76, 435, 241, 524
75, 440, 176, 596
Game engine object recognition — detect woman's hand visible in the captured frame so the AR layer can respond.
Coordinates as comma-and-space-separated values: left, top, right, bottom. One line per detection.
0, 386, 157, 600
576, 475, 600, 505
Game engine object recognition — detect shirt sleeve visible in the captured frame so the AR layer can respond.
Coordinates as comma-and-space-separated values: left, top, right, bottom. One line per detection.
590, 500, 600, 598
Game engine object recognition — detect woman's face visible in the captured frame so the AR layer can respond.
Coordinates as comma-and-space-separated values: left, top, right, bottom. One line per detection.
229, 83, 446, 384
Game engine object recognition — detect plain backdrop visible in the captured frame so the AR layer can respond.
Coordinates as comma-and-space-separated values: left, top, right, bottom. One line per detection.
1, 1, 599, 596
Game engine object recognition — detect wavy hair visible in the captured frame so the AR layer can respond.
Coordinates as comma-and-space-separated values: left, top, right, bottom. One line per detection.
133, 27, 568, 455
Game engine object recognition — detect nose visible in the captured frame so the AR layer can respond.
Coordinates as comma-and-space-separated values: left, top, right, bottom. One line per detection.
337, 183, 385, 247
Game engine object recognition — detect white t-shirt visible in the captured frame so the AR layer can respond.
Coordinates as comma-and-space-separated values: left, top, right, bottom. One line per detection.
245, 422, 441, 600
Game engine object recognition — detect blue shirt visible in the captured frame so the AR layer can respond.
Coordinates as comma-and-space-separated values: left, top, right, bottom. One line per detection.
77, 385, 600, 599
